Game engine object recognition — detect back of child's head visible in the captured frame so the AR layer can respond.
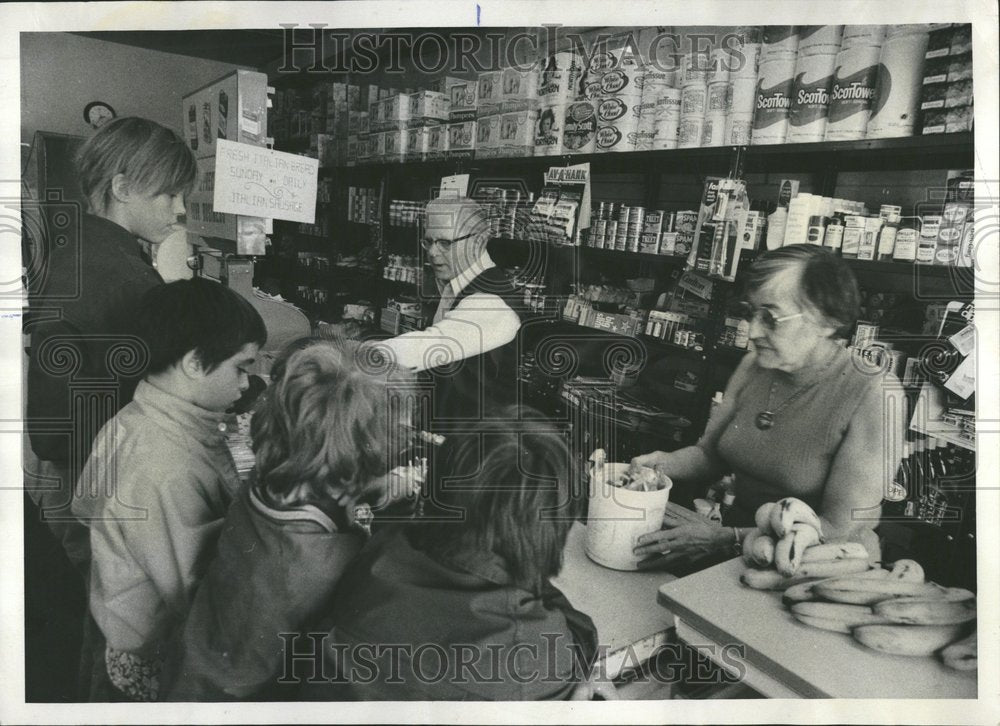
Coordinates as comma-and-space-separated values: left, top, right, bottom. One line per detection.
136, 278, 267, 375
410, 407, 584, 593
252, 338, 413, 512
76, 116, 197, 216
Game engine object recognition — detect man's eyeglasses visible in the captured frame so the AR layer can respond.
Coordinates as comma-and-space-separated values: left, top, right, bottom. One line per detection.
735, 302, 804, 331
419, 232, 476, 252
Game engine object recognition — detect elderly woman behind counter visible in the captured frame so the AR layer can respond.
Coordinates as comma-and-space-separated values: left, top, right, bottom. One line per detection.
633, 244, 905, 567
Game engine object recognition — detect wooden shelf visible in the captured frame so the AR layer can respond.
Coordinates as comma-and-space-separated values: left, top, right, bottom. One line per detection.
582, 246, 689, 266
316, 132, 973, 176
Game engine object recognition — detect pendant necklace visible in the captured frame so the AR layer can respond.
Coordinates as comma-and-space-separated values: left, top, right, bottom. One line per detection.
756, 347, 839, 431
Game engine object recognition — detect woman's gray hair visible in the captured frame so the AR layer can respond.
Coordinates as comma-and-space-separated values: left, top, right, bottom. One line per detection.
743, 244, 861, 338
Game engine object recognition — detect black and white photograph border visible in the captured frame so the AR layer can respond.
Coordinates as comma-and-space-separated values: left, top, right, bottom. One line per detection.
0, 0, 998, 724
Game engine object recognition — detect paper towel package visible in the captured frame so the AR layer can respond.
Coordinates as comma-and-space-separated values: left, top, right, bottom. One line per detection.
534, 102, 566, 155
787, 50, 838, 142
537, 52, 581, 105
797, 25, 845, 56
867, 30, 930, 138
825, 41, 884, 141
752, 54, 797, 144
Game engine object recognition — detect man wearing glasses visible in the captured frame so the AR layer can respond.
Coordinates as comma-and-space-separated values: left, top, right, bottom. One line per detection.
372, 197, 522, 421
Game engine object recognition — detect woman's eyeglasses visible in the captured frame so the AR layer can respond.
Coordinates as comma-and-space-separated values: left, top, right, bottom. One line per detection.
735, 302, 804, 331
419, 232, 476, 252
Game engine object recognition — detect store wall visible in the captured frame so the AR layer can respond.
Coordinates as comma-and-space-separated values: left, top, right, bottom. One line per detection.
20, 33, 255, 146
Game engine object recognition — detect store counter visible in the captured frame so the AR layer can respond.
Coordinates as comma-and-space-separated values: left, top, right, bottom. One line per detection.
657, 557, 978, 699
553, 521, 677, 679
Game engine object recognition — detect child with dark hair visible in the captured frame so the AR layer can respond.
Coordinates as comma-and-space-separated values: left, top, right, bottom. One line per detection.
162, 338, 416, 701
26, 116, 198, 569
72, 278, 266, 700
301, 409, 615, 701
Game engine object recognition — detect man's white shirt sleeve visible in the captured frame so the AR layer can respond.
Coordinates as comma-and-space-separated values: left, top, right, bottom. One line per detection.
375, 292, 520, 372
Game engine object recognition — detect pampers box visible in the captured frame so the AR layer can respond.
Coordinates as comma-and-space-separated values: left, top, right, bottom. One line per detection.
475, 114, 501, 159
426, 122, 449, 160
499, 110, 538, 157
500, 67, 538, 113
477, 70, 504, 117
447, 78, 477, 122
448, 120, 476, 158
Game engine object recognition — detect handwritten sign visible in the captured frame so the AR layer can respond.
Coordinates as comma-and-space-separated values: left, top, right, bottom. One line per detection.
213, 139, 318, 224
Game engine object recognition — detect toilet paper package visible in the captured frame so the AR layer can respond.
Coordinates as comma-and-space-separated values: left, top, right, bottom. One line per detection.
646, 88, 682, 149
680, 83, 709, 118
678, 116, 705, 148
727, 113, 755, 144
600, 65, 644, 97
563, 98, 599, 154
702, 114, 727, 146
707, 81, 732, 115
596, 92, 642, 152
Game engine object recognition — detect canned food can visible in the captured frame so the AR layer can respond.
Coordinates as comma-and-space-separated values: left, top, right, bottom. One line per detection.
627, 222, 643, 236
606, 220, 618, 239
591, 219, 608, 247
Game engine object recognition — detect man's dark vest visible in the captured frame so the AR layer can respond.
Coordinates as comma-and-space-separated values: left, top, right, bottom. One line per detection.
426, 266, 523, 433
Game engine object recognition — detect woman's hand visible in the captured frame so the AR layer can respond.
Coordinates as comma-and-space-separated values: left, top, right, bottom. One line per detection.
633, 502, 731, 560
629, 450, 671, 475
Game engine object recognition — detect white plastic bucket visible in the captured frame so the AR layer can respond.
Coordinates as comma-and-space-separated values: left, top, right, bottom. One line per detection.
585, 463, 672, 571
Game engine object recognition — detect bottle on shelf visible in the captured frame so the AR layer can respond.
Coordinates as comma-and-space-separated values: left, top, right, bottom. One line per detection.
891, 216, 919, 262
910, 436, 928, 502
882, 441, 911, 518
716, 474, 736, 523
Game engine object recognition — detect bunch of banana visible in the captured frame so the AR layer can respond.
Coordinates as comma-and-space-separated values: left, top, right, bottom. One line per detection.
740, 498, 872, 589
780, 559, 978, 665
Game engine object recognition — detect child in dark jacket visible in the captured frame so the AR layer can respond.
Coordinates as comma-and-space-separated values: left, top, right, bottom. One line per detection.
300, 410, 617, 701
162, 338, 416, 700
